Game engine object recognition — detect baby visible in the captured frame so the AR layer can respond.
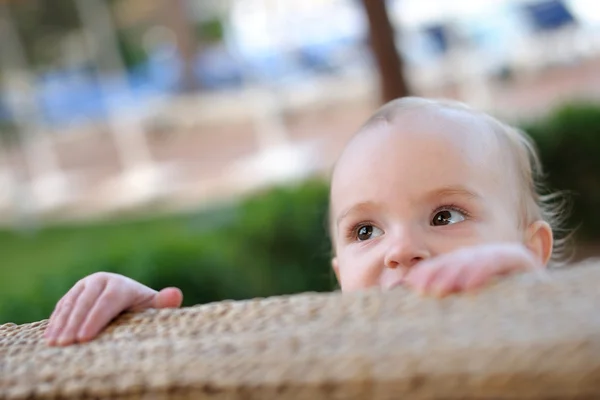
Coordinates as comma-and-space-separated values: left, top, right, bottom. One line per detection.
44, 97, 562, 346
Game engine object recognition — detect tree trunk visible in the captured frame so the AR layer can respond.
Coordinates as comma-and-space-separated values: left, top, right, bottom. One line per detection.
360, 0, 410, 103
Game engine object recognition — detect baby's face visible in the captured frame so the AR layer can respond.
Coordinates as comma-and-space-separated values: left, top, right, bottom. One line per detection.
330, 109, 525, 291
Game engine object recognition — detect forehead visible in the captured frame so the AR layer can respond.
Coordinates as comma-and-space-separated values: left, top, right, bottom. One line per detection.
330, 108, 515, 212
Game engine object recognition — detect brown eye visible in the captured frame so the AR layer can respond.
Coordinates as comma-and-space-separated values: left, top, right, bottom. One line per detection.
357, 225, 373, 241
355, 225, 383, 241
432, 210, 452, 226
431, 209, 466, 226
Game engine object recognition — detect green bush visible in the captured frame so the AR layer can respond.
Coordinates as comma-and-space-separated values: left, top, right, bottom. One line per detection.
522, 101, 600, 240
0, 179, 334, 324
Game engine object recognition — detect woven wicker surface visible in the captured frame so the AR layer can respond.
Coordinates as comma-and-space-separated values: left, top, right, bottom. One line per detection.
1, 262, 600, 399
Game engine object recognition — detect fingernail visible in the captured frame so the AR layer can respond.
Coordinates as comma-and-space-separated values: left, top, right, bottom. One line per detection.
56, 335, 68, 346
77, 329, 88, 342
430, 284, 445, 298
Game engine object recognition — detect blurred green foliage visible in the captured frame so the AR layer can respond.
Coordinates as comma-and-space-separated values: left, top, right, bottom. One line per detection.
0, 120, 19, 147
522, 101, 600, 240
196, 17, 225, 44
0, 180, 333, 324
5, 0, 173, 71
116, 27, 149, 70
2, 101, 600, 325
7, 0, 81, 69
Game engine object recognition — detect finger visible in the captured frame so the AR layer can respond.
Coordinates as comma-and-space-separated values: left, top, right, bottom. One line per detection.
45, 288, 75, 339
76, 284, 128, 343
461, 255, 515, 291
462, 266, 496, 291
55, 279, 107, 346
46, 283, 86, 345
461, 249, 534, 291
404, 261, 444, 294
153, 287, 183, 309
44, 296, 65, 339
428, 263, 468, 297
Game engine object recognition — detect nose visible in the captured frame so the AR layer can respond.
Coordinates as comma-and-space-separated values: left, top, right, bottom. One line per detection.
384, 228, 430, 270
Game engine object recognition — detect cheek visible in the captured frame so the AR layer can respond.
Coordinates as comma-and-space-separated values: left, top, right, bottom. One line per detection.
482, 196, 524, 241
336, 249, 381, 291
427, 225, 492, 254
476, 206, 524, 242
430, 220, 523, 254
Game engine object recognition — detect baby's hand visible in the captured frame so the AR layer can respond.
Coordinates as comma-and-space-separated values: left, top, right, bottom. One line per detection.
44, 272, 182, 346
403, 243, 543, 297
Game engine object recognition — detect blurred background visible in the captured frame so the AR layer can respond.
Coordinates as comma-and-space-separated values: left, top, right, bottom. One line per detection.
1, 0, 600, 324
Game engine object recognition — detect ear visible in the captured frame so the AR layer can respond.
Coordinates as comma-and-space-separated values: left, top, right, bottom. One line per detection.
331, 257, 341, 283
525, 220, 553, 266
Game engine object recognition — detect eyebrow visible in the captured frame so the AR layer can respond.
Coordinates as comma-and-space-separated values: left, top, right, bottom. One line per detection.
335, 201, 378, 228
422, 185, 482, 202
334, 186, 482, 228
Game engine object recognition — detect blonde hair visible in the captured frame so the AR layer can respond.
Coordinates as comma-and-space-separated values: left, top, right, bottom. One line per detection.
351, 97, 570, 266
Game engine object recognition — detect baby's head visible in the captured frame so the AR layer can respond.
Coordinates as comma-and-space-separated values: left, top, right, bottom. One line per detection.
329, 97, 562, 291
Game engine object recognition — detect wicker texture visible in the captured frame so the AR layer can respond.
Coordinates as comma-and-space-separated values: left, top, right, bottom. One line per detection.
1, 262, 600, 399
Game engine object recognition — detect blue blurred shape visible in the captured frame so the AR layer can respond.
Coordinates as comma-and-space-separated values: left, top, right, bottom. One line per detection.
37, 67, 108, 124
0, 97, 11, 122
194, 45, 244, 90
522, 0, 576, 31
424, 24, 450, 55
297, 37, 354, 73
